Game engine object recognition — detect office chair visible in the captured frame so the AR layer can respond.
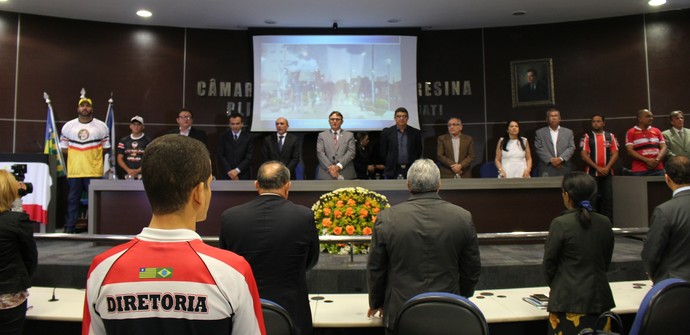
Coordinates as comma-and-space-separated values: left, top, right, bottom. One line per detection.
394, 292, 489, 335
629, 278, 690, 335
479, 162, 499, 178
260, 299, 296, 335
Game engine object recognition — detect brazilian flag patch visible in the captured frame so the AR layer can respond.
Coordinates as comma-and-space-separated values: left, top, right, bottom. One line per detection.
139, 267, 173, 279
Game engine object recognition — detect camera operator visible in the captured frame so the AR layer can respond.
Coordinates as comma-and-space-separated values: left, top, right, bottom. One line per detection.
9, 164, 32, 213
0, 169, 38, 335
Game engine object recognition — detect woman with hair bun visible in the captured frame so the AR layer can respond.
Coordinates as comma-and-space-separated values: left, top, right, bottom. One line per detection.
543, 171, 615, 335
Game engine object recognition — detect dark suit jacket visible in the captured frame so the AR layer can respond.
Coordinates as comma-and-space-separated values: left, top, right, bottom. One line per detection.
379, 125, 422, 179
0, 211, 37, 295
436, 133, 475, 178
518, 80, 548, 101
217, 130, 253, 180
642, 189, 690, 283
315, 130, 356, 180
367, 192, 481, 332
534, 126, 575, 176
168, 127, 208, 147
262, 133, 301, 179
219, 195, 319, 335
543, 210, 615, 313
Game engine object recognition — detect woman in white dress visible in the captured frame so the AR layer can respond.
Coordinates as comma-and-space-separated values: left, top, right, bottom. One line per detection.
495, 120, 532, 178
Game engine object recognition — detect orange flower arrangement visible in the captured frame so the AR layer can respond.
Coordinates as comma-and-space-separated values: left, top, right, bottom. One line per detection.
312, 187, 390, 254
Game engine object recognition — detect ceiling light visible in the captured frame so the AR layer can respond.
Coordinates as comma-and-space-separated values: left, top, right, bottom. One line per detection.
264, 20, 277, 24
512, 11, 527, 16
136, 10, 152, 18
387, 19, 401, 24
648, 0, 666, 6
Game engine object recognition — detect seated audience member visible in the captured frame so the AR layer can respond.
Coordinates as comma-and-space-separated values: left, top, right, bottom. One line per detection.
534, 108, 575, 177
354, 132, 384, 179
380, 107, 422, 179
116, 116, 151, 180
219, 161, 319, 335
218, 113, 253, 180
625, 109, 667, 176
495, 120, 532, 178
543, 172, 615, 335
367, 159, 481, 334
662, 110, 690, 158
580, 114, 619, 222
641, 155, 690, 283
316, 111, 356, 180
83, 135, 265, 335
0, 170, 38, 335
437, 117, 475, 178
262, 117, 301, 180
168, 108, 208, 147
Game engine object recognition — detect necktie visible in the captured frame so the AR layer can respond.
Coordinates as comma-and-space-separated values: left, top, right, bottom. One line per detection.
278, 135, 284, 153
679, 130, 684, 140
233, 134, 238, 141
333, 131, 338, 144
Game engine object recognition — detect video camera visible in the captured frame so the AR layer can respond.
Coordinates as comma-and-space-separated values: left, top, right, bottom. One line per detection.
11, 164, 33, 197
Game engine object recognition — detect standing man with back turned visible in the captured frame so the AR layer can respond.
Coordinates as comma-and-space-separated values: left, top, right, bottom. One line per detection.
262, 117, 301, 180
641, 155, 690, 283
380, 107, 422, 179
662, 110, 690, 158
60, 96, 110, 233
534, 108, 576, 177
83, 135, 265, 335
219, 161, 319, 335
367, 159, 481, 334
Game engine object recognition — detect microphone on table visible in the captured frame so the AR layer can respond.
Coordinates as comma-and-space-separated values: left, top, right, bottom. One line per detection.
49, 287, 59, 302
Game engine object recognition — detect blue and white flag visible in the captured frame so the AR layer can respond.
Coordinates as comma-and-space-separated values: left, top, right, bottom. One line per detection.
103, 98, 116, 178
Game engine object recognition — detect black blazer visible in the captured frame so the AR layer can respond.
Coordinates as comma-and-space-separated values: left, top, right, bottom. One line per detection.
262, 133, 301, 179
219, 195, 319, 335
217, 130, 253, 180
379, 125, 422, 178
168, 127, 208, 147
0, 211, 37, 295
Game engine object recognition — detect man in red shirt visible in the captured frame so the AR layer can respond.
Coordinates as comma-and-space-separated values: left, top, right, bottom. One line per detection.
625, 109, 667, 176
580, 114, 619, 221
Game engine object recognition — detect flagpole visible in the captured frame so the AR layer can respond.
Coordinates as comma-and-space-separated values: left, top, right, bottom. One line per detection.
105, 94, 116, 179
43, 92, 66, 177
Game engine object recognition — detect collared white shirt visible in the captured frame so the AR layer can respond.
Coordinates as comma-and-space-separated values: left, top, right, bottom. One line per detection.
673, 185, 690, 197
451, 135, 461, 163
550, 126, 561, 156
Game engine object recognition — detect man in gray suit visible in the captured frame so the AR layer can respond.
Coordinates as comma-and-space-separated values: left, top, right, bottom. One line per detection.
534, 108, 576, 176
662, 110, 690, 158
641, 155, 690, 283
316, 111, 356, 180
367, 159, 481, 334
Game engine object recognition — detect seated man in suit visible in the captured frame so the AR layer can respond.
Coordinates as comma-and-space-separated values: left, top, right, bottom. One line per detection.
262, 117, 301, 180
168, 108, 208, 148
380, 107, 422, 179
316, 111, 356, 180
437, 117, 475, 178
219, 161, 319, 335
534, 108, 576, 176
217, 112, 253, 180
662, 110, 690, 159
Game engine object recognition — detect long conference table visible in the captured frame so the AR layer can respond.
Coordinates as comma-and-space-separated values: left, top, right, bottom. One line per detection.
87, 176, 667, 236
27, 280, 652, 334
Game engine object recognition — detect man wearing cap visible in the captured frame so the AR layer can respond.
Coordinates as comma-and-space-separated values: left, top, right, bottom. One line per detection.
116, 116, 152, 180
59, 97, 110, 233
168, 108, 208, 147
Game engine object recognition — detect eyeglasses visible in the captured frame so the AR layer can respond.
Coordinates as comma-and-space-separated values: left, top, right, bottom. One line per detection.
448, 123, 461, 127
178, 115, 192, 120
395, 115, 408, 119
329, 118, 342, 121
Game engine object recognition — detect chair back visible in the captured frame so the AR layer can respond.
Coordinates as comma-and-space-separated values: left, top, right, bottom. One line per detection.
479, 162, 498, 178
394, 292, 489, 335
260, 299, 296, 335
629, 278, 690, 335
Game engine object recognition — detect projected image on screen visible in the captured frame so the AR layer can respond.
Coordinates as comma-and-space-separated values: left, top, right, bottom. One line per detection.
252, 35, 419, 132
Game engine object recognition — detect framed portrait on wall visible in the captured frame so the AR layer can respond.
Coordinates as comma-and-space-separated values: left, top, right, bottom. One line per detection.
511, 58, 555, 108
